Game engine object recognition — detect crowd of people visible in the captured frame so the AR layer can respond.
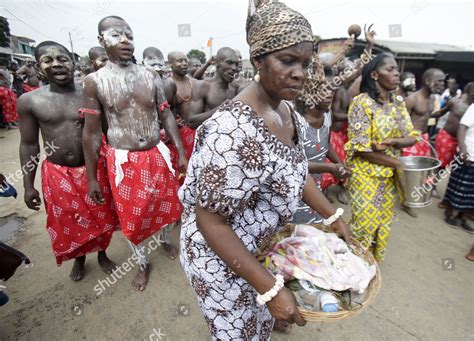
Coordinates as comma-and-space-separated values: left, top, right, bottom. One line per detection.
1, 0, 474, 338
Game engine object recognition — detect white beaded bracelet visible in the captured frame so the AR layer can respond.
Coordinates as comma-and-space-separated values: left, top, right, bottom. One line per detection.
323, 207, 344, 226
256, 274, 285, 305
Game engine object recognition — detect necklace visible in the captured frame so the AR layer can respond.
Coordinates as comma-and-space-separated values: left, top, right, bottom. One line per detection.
174, 75, 192, 102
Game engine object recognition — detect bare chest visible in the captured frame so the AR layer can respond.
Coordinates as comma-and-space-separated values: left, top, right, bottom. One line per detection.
95, 70, 156, 112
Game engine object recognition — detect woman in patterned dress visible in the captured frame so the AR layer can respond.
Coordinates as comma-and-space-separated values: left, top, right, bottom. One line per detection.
179, 1, 351, 339
345, 53, 419, 262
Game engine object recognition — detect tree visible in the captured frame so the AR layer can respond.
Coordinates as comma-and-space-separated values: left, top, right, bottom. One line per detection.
0, 17, 11, 48
187, 49, 206, 64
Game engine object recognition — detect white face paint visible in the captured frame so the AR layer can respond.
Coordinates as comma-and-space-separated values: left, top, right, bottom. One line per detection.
101, 28, 135, 48
143, 56, 165, 73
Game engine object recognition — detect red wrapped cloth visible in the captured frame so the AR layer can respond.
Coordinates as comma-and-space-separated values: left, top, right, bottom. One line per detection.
435, 128, 458, 168
41, 158, 118, 265
331, 130, 348, 162
22, 84, 39, 93
402, 133, 431, 157
0, 87, 18, 123
179, 125, 196, 160
322, 130, 349, 189
104, 142, 182, 245
160, 124, 196, 184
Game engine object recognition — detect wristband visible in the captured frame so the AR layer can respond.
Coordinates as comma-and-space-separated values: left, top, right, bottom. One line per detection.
256, 274, 284, 305
78, 108, 101, 117
159, 100, 170, 113
323, 207, 344, 226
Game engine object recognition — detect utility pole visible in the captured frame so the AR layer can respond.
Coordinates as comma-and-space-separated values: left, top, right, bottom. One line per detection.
68, 32, 75, 60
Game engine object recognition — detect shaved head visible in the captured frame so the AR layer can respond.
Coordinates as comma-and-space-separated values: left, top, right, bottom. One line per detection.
35, 41, 71, 61
98, 15, 127, 34
143, 47, 164, 60
216, 47, 237, 62
167, 51, 186, 63
88, 46, 106, 60
422, 68, 444, 84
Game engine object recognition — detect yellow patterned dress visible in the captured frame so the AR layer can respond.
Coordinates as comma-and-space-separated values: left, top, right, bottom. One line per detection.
345, 93, 419, 261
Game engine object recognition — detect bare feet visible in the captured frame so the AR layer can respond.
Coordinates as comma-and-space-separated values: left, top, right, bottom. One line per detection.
97, 251, 117, 274
438, 201, 448, 209
273, 319, 291, 333
69, 256, 86, 281
466, 246, 474, 262
401, 205, 418, 218
7, 122, 19, 130
131, 263, 151, 291
162, 242, 179, 260
336, 190, 349, 205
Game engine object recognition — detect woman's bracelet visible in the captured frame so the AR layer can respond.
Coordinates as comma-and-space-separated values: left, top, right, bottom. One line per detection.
323, 207, 344, 226
256, 274, 285, 305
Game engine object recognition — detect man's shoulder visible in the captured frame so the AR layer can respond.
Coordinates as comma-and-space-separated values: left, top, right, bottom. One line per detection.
83, 72, 98, 85
193, 78, 210, 93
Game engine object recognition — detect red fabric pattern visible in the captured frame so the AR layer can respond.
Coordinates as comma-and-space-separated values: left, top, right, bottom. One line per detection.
78, 108, 101, 116
159, 100, 170, 113
41, 158, 118, 265
435, 129, 458, 168
104, 144, 182, 245
22, 84, 39, 93
402, 133, 431, 157
0, 87, 18, 123
322, 130, 348, 189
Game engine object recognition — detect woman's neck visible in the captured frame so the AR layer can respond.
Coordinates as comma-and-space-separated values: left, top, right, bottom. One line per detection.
377, 86, 392, 104
254, 82, 281, 110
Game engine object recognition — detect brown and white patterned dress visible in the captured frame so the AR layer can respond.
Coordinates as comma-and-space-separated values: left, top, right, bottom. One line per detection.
179, 100, 308, 340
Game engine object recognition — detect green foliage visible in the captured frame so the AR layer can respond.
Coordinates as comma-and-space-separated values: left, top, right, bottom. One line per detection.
0, 17, 11, 48
187, 49, 206, 64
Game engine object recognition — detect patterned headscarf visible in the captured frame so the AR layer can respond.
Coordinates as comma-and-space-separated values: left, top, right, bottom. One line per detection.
246, 0, 314, 59
295, 52, 329, 110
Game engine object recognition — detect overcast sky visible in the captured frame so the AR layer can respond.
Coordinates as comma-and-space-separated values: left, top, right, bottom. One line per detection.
2, 0, 473, 62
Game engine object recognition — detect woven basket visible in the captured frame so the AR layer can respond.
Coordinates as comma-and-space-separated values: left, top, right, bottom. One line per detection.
256, 223, 382, 322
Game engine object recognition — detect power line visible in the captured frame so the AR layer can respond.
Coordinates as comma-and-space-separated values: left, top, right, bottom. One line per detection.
2, 8, 52, 39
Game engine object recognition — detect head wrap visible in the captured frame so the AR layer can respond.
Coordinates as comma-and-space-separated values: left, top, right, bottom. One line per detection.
295, 52, 330, 109
246, 0, 314, 60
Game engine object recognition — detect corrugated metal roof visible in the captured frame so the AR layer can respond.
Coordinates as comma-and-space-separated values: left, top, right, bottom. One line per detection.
375, 39, 468, 55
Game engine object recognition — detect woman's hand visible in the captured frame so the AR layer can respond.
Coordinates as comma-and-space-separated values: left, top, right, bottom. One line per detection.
330, 163, 352, 179
266, 287, 306, 326
373, 138, 399, 151
330, 218, 352, 244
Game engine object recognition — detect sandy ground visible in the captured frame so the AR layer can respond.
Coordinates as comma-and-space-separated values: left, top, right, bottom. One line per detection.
0, 128, 473, 341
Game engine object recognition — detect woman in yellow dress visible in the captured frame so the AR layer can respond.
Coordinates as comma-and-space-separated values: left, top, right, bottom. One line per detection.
345, 53, 419, 262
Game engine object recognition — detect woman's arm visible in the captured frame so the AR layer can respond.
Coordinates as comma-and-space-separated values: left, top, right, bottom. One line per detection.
308, 161, 334, 174
356, 150, 402, 169
302, 176, 351, 242
195, 206, 305, 325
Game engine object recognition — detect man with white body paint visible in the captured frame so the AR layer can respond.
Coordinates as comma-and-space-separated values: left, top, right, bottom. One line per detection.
18, 41, 118, 282
82, 16, 187, 291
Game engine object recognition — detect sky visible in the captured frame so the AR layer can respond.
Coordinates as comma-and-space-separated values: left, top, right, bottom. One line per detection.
1, 0, 473, 62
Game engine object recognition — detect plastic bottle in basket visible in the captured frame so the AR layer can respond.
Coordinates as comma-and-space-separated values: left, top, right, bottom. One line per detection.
319, 292, 339, 312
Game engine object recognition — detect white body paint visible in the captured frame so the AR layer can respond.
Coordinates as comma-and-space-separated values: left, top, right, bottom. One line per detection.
93, 63, 160, 150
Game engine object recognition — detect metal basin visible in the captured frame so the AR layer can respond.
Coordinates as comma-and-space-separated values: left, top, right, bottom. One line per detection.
398, 156, 441, 208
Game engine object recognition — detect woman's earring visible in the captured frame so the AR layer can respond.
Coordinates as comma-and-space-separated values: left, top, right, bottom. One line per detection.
254, 69, 260, 82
